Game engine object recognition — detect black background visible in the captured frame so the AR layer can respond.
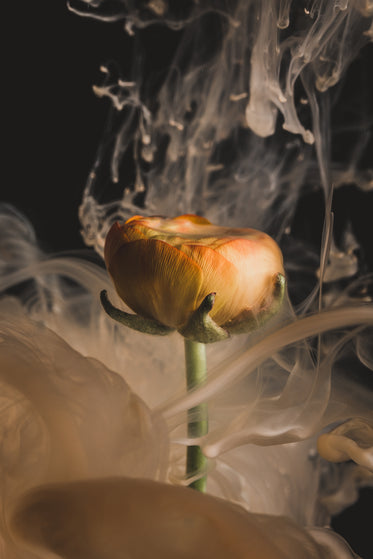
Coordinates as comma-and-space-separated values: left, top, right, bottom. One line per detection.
3, 1, 372, 557
4, 1, 118, 252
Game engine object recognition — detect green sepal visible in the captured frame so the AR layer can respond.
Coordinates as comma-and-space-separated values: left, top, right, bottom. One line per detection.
100, 290, 174, 336
178, 293, 229, 344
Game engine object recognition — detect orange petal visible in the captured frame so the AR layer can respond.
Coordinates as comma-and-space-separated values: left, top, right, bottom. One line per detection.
108, 239, 203, 328
104, 222, 125, 269
215, 237, 284, 312
124, 217, 169, 243
180, 244, 242, 326
173, 214, 212, 226
125, 215, 144, 225
145, 215, 212, 235
104, 218, 163, 269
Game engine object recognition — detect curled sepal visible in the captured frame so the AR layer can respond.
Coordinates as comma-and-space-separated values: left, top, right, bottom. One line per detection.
178, 293, 230, 344
100, 290, 174, 336
223, 273, 286, 335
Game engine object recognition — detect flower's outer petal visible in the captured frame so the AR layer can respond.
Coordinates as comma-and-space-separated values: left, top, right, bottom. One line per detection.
180, 244, 242, 326
215, 237, 284, 318
104, 222, 128, 270
124, 219, 162, 242
104, 219, 161, 270
107, 239, 204, 328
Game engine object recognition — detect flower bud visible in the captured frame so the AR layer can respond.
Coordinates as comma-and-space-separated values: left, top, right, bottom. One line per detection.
104, 214, 285, 333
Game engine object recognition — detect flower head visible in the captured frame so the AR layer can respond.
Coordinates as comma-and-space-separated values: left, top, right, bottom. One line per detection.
104, 214, 285, 338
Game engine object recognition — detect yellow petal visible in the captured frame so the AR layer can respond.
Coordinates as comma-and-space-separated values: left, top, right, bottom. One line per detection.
108, 239, 203, 328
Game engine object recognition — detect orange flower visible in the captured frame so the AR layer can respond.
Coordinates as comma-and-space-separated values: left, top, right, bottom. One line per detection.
104, 214, 285, 333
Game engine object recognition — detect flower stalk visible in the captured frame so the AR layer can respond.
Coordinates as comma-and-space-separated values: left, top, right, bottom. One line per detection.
184, 338, 208, 492
101, 213, 286, 493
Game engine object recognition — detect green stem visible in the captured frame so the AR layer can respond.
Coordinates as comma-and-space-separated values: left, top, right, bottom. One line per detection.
184, 338, 208, 492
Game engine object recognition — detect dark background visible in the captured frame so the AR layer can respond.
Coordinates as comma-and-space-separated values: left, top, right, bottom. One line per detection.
4, 1, 119, 252
3, 1, 372, 557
